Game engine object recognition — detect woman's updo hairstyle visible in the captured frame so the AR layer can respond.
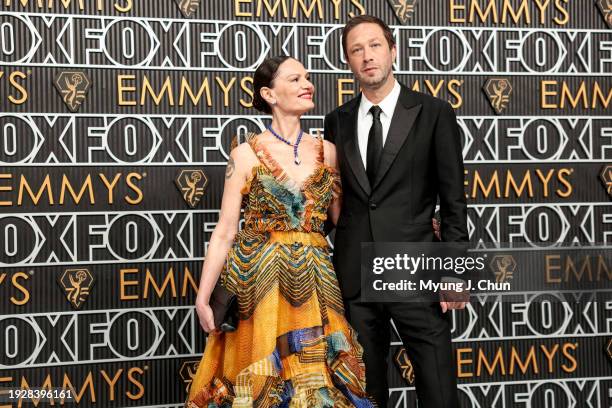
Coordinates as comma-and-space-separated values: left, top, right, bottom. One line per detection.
252, 55, 291, 114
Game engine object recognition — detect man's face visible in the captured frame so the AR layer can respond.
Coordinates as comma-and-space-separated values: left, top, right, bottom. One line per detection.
344, 23, 396, 90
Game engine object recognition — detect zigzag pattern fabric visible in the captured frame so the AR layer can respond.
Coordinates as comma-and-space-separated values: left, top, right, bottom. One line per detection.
187, 134, 374, 407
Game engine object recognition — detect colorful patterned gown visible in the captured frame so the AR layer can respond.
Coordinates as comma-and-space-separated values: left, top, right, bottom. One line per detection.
186, 134, 374, 408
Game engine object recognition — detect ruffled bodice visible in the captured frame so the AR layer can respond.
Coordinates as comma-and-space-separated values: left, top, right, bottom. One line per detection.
239, 135, 341, 234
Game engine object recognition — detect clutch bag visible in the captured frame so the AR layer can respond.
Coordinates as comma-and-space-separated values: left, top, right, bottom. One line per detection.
209, 282, 238, 332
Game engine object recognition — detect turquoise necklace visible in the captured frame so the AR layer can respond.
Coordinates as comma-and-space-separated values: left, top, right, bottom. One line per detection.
266, 125, 303, 165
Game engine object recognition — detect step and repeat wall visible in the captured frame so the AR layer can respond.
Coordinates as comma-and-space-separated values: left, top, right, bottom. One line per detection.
1, 0, 611, 407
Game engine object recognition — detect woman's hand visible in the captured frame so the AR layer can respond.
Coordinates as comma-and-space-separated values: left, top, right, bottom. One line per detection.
195, 300, 216, 333
432, 217, 441, 240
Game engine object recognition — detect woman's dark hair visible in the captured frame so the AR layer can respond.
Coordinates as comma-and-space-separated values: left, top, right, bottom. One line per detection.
252, 55, 291, 113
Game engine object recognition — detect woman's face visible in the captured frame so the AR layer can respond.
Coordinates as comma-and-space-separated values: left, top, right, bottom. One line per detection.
264, 58, 315, 115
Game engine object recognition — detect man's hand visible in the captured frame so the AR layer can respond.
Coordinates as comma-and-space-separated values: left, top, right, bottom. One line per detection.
440, 300, 467, 313
439, 288, 469, 313
432, 218, 469, 312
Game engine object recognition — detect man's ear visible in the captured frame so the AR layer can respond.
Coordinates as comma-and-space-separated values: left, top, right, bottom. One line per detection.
260, 86, 276, 106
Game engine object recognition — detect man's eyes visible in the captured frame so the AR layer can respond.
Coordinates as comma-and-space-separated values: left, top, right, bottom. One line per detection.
351, 43, 380, 54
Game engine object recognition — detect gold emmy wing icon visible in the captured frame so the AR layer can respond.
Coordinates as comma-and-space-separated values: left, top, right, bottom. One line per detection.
54, 71, 91, 112
58, 268, 94, 309
175, 170, 208, 208
394, 347, 415, 385
490, 255, 517, 284
483, 79, 512, 114
596, 0, 612, 28
179, 361, 200, 393
175, 0, 200, 17
388, 0, 418, 24
600, 165, 612, 197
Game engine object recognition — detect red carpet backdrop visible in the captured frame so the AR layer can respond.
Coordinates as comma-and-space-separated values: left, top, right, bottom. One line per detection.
0, 0, 611, 406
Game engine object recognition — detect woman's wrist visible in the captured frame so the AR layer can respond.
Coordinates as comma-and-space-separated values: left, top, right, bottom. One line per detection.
196, 293, 210, 306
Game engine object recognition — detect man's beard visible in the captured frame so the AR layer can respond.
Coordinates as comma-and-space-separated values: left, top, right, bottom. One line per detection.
358, 65, 391, 90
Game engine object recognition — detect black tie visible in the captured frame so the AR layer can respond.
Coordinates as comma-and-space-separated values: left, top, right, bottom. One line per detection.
366, 105, 383, 185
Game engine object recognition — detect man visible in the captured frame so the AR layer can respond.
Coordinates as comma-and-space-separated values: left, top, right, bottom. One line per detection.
324, 15, 468, 408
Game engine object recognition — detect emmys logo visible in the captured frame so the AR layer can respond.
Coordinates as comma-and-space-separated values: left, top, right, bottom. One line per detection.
179, 361, 200, 393
58, 268, 94, 309
54, 71, 91, 112
483, 79, 512, 114
490, 255, 516, 283
596, 0, 612, 28
175, 170, 208, 208
394, 348, 415, 385
600, 165, 612, 197
175, 0, 200, 17
387, 0, 418, 24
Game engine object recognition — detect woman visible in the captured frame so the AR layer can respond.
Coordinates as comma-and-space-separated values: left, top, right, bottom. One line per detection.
186, 56, 375, 407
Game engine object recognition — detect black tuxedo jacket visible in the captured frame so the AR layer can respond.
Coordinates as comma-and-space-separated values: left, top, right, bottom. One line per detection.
324, 83, 468, 298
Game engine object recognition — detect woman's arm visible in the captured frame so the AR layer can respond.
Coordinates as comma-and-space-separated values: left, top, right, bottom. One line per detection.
195, 145, 249, 332
324, 140, 342, 227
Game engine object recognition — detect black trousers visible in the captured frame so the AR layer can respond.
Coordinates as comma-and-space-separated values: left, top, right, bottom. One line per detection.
344, 299, 458, 408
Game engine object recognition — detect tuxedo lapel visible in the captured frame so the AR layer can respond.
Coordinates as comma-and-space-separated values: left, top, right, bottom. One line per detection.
372, 85, 422, 190
340, 96, 371, 196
